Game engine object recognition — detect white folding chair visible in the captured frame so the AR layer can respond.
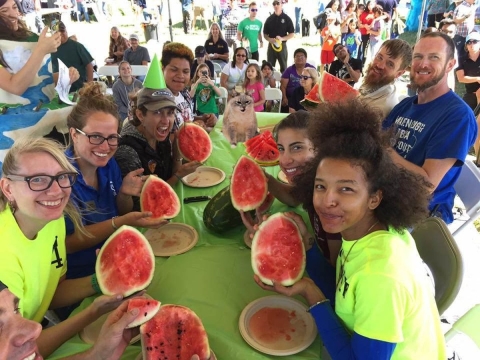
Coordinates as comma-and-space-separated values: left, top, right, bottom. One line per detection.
248, 59, 259, 65
217, 86, 228, 115
97, 65, 119, 77
411, 217, 464, 316
131, 65, 149, 76
453, 159, 480, 236
273, 70, 282, 88
264, 88, 282, 113
213, 62, 223, 78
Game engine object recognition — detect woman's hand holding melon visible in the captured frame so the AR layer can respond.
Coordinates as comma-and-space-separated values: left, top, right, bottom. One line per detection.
239, 208, 265, 239
283, 212, 314, 251
175, 161, 203, 179
119, 168, 146, 197
117, 211, 169, 229
253, 275, 326, 307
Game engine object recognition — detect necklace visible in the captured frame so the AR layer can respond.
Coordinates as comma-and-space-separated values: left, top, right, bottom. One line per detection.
335, 220, 379, 290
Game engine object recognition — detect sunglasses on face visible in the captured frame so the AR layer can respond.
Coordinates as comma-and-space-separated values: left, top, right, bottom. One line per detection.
467, 40, 479, 45
250, 8, 258, 12
301, 75, 313, 80
273, 2, 280, 5
236, 54, 247, 57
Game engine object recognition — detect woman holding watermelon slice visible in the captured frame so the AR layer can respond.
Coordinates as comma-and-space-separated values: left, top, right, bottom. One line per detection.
254, 100, 446, 359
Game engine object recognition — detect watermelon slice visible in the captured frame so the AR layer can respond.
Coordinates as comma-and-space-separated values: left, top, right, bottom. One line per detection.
126, 298, 161, 328
230, 156, 268, 212
302, 72, 359, 108
140, 176, 181, 220
96, 226, 155, 296
244, 131, 279, 166
178, 123, 213, 163
251, 213, 306, 286
140, 304, 211, 360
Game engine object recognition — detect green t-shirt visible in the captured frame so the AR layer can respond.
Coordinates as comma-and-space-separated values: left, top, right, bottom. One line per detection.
237, 18, 263, 53
195, 83, 218, 114
335, 228, 447, 359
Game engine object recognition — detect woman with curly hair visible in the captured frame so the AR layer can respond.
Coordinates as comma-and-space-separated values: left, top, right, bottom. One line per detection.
255, 99, 446, 359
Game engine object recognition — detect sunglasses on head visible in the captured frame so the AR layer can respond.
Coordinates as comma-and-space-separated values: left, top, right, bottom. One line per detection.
301, 75, 313, 80
467, 40, 479, 45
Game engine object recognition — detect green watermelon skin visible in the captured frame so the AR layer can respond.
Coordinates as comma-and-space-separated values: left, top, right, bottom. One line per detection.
203, 186, 245, 233
251, 213, 306, 286
140, 304, 210, 360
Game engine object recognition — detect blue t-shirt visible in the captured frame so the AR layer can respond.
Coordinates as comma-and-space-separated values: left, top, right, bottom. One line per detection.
383, 91, 477, 223
344, 32, 360, 59
64, 148, 122, 279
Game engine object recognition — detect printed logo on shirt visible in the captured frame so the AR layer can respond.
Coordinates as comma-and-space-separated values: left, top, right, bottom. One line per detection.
199, 88, 212, 104
281, 19, 285, 23
51, 236, 64, 269
109, 180, 117, 196
392, 116, 425, 156
148, 160, 157, 173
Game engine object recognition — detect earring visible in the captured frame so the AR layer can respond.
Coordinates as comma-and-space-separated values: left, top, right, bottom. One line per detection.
8, 199, 16, 214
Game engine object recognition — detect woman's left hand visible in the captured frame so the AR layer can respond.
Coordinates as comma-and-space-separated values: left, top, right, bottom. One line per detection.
119, 168, 146, 197
176, 161, 202, 178
68, 67, 80, 85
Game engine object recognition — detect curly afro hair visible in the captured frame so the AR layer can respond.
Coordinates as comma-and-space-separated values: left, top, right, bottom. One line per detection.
161, 42, 194, 68
294, 99, 432, 232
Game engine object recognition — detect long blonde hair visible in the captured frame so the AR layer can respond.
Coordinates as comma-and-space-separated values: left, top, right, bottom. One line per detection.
0, 137, 87, 236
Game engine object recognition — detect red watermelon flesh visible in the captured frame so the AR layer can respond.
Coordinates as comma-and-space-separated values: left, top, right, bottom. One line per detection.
318, 72, 359, 103
302, 83, 321, 106
140, 304, 210, 360
126, 298, 161, 329
231, 156, 268, 211
257, 192, 275, 214
251, 213, 306, 286
253, 143, 280, 166
96, 226, 155, 296
140, 175, 181, 220
178, 123, 213, 163
244, 133, 263, 149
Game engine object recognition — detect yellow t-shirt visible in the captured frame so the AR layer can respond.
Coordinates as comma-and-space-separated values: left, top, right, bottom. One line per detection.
335, 228, 446, 359
0, 206, 67, 322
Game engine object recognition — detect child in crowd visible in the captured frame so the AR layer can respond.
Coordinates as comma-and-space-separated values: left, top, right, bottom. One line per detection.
367, 5, 385, 64
344, 19, 362, 59
321, 12, 341, 68
261, 61, 276, 89
244, 63, 266, 112
190, 64, 221, 119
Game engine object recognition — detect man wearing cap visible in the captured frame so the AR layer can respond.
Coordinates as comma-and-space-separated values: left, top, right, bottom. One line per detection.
263, 0, 295, 73
383, 32, 477, 224
190, 46, 215, 80
453, 0, 475, 66
237, 2, 263, 61
329, 43, 363, 87
123, 34, 151, 67
50, 22, 94, 93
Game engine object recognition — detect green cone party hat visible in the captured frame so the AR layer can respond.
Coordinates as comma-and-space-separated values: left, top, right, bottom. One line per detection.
143, 54, 166, 89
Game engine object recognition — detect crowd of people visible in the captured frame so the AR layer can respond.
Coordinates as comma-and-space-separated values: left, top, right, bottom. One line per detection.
0, 0, 479, 359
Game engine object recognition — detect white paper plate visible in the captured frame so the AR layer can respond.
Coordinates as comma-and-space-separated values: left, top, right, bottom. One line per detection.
277, 170, 289, 184
181, 166, 226, 188
135, 349, 217, 359
144, 223, 198, 257
239, 295, 317, 356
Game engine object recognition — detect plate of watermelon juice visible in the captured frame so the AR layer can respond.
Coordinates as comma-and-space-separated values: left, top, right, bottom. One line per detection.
144, 223, 199, 257
181, 166, 226, 188
239, 295, 317, 356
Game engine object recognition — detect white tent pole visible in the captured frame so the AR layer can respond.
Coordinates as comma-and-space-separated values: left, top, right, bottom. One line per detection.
416, 0, 428, 42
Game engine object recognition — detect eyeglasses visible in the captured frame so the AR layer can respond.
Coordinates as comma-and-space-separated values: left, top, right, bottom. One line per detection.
75, 128, 121, 146
467, 40, 479, 45
6, 173, 78, 191
250, 8, 258, 12
273, 2, 280, 5
236, 54, 247, 57
301, 75, 313, 80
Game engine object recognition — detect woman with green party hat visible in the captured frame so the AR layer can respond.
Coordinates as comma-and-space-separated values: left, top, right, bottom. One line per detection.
115, 55, 202, 211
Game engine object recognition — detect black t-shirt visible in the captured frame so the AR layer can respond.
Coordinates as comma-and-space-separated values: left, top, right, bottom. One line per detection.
263, 11, 294, 39
328, 58, 363, 87
457, 56, 480, 93
190, 59, 215, 80
204, 38, 229, 56
288, 86, 306, 111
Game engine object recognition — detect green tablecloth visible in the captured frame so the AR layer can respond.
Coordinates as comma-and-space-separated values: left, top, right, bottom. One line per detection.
48, 113, 322, 360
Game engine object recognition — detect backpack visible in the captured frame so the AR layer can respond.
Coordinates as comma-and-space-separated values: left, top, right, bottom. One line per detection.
313, 11, 327, 30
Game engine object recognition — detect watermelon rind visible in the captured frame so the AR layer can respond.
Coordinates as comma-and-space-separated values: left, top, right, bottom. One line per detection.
244, 132, 280, 167
251, 213, 306, 286
140, 304, 211, 360
126, 298, 161, 329
178, 123, 213, 163
96, 226, 155, 297
140, 175, 181, 220
230, 156, 268, 212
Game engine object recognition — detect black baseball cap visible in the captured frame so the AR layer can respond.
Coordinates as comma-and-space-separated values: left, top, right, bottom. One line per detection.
195, 46, 206, 57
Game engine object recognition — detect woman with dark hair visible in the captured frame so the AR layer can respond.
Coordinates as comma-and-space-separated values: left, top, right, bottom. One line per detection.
162, 42, 218, 131
112, 61, 143, 121
204, 22, 230, 67
340, 1, 357, 43
107, 26, 130, 64
254, 99, 446, 359
220, 46, 248, 95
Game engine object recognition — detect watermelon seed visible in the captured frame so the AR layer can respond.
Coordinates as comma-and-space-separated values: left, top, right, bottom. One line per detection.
144, 312, 147, 316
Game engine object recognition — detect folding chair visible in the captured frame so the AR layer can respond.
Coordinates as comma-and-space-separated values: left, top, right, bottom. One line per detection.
213, 62, 223, 78
445, 304, 480, 356
273, 70, 282, 88
453, 159, 480, 236
411, 217, 464, 315
264, 88, 282, 113
217, 86, 228, 114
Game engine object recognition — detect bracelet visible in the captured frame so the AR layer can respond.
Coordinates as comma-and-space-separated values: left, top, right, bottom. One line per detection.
306, 299, 330, 312
91, 273, 101, 294
174, 173, 182, 180
176, 157, 183, 162
111, 216, 118, 230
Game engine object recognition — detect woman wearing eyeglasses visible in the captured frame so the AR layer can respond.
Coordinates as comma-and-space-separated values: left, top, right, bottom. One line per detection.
0, 137, 129, 357
220, 46, 249, 96
288, 68, 318, 113
63, 83, 166, 291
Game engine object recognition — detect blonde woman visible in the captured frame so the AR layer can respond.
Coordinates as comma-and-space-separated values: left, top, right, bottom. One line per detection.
289, 67, 318, 112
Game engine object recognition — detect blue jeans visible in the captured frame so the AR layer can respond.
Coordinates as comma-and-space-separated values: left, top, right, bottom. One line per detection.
294, 7, 302, 34
77, 2, 90, 23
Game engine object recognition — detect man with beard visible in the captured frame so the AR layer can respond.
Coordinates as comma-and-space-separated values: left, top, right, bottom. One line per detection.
359, 39, 411, 118
329, 43, 363, 87
383, 32, 477, 224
